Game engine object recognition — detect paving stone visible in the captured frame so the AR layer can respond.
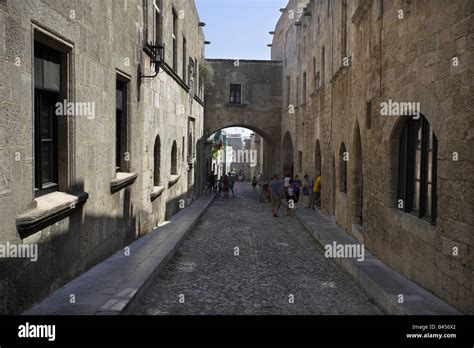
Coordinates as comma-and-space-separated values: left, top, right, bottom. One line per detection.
136, 183, 381, 315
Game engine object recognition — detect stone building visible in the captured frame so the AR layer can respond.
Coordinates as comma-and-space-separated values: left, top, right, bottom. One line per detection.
271, 0, 473, 313
0, 0, 205, 314
203, 59, 282, 178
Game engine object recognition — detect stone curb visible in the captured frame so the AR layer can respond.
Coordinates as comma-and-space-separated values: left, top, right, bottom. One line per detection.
290, 203, 461, 315
23, 193, 216, 315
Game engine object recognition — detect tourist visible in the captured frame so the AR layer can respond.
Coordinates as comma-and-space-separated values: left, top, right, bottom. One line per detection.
285, 179, 296, 216
308, 171, 321, 209
228, 173, 236, 198
223, 174, 230, 201
303, 175, 310, 204
270, 175, 282, 217
218, 176, 223, 196
314, 171, 321, 207
294, 175, 302, 204
251, 176, 258, 191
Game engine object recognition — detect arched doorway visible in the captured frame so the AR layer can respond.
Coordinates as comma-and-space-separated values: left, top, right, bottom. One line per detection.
208, 125, 277, 178
353, 123, 363, 225
282, 131, 294, 177
171, 141, 178, 175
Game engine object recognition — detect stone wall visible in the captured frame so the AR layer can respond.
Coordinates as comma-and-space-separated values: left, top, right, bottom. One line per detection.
272, 0, 473, 313
204, 59, 283, 177
0, 0, 205, 314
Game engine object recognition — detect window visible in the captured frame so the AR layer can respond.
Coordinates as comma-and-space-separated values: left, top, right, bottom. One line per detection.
172, 8, 178, 71
171, 141, 178, 175
187, 118, 195, 161
153, 136, 161, 186
34, 42, 60, 196
303, 72, 307, 103
339, 143, 347, 193
229, 84, 241, 104
182, 136, 185, 162
398, 115, 437, 224
313, 56, 317, 90
298, 151, 303, 172
296, 76, 299, 106
116, 75, 129, 173
321, 46, 325, 87
341, 0, 347, 59
188, 57, 195, 89
182, 36, 186, 82
366, 101, 372, 130
154, 0, 162, 44
286, 76, 291, 107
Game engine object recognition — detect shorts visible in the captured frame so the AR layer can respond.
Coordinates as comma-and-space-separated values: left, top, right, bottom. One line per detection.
271, 196, 281, 209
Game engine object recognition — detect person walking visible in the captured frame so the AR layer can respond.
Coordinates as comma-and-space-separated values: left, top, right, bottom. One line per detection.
223, 174, 230, 201
251, 176, 258, 191
285, 179, 296, 217
270, 175, 282, 217
314, 171, 321, 207
308, 171, 321, 209
217, 176, 223, 197
228, 173, 236, 198
294, 175, 302, 205
303, 175, 310, 205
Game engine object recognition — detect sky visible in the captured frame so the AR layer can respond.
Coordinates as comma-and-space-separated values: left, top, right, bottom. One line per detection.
195, 0, 288, 60
195, 0, 288, 137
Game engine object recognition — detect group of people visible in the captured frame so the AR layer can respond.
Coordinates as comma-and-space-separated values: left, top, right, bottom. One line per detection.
206, 172, 236, 200
256, 172, 321, 218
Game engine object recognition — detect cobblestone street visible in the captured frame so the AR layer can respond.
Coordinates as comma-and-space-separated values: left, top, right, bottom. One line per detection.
137, 182, 382, 315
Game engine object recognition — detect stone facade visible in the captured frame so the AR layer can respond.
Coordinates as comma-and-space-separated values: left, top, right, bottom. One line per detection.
0, 0, 205, 314
272, 0, 473, 313
204, 59, 282, 177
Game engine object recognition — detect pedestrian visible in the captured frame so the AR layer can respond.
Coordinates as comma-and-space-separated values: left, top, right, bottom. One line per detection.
260, 179, 269, 203
218, 176, 223, 196
303, 174, 310, 204
270, 175, 282, 217
294, 175, 302, 204
223, 174, 230, 201
308, 171, 321, 209
229, 173, 236, 198
208, 172, 215, 194
314, 171, 321, 207
251, 176, 257, 191
285, 179, 296, 216
284, 174, 291, 189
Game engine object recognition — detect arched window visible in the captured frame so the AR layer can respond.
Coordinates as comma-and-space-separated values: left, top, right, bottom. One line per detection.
339, 143, 347, 193
171, 141, 178, 175
153, 136, 161, 186
398, 115, 437, 223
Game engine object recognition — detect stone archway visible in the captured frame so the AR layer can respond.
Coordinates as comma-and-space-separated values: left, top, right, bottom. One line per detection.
282, 131, 294, 177
208, 125, 278, 178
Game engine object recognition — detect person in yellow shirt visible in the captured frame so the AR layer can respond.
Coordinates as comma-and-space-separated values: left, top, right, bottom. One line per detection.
307, 171, 321, 210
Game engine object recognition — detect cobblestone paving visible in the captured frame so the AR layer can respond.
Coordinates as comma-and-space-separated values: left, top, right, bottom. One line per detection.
137, 182, 382, 315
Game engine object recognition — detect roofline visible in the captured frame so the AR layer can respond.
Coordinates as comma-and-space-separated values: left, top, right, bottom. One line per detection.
205, 58, 283, 64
